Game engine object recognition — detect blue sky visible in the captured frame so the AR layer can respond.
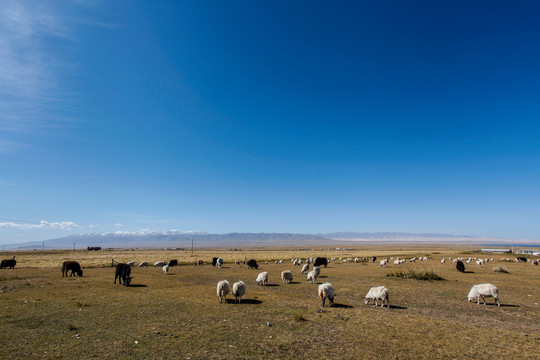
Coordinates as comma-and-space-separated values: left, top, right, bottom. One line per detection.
1, 0, 540, 244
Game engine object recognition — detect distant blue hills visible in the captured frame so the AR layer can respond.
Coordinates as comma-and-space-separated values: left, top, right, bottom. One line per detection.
2, 231, 520, 250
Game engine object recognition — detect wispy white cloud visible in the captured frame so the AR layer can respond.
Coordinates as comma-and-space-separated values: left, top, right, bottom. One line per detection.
0, 220, 80, 230
0, 2, 68, 141
0, 1, 112, 152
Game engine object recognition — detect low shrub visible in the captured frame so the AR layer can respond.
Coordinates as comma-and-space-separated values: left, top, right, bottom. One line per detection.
387, 269, 444, 281
493, 266, 509, 273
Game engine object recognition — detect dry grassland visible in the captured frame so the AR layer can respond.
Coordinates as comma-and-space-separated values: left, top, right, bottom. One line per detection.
1, 246, 539, 359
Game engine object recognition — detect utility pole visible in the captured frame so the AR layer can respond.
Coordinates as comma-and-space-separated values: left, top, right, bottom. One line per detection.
42, 242, 44, 250
73, 242, 75, 251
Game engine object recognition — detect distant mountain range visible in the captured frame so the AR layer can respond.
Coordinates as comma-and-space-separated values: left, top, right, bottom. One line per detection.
1, 231, 514, 250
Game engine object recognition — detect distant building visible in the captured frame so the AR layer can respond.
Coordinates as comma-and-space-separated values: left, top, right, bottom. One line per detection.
481, 248, 511, 253
516, 249, 539, 255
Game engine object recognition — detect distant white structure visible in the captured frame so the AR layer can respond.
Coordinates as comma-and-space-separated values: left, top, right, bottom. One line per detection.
481, 249, 511, 253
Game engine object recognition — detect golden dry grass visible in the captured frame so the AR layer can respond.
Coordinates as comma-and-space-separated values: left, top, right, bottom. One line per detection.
1, 246, 539, 359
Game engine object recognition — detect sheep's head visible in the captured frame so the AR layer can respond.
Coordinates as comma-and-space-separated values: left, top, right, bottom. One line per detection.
363, 297, 369, 305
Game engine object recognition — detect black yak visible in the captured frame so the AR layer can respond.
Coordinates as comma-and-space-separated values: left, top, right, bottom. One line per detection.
0, 256, 16, 269
62, 261, 83, 277
168, 259, 178, 267
314, 257, 328, 268
245, 259, 259, 269
114, 263, 132, 287
456, 260, 465, 273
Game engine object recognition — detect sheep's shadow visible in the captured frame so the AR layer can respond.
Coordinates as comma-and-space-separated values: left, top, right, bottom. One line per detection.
224, 299, 262, 305
388, 305, 407, 310
263, 284, 279, 287
318, 275, 328, 278
462, 271, 475, 274
477, 303, 518, 308
331, 303, 353, 309
289, 281, 301, 284
128, 284, 147, 288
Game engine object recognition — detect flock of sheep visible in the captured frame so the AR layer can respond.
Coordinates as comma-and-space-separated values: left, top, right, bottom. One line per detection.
209, 256, 506, 307
6, 253, 531, 308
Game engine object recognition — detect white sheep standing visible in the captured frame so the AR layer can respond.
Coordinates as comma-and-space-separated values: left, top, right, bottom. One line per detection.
468, 283, 500, 306
217, 280, 230, 304
154, 261, 166, 267
232, 281, 246, 303
380, 259, 388, 267
281, 270, 293, 284
318, 282, 335, 307
364, 286, 390, 307
216, 257, 224, 268
307, 269, 318, 284
256, 271, 268, 286
162, 265, 169, 275
301, 263, 310, 274
138, 261, 149, 268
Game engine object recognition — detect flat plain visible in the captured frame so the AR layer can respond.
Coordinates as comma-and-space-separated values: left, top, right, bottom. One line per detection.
1, 245, 539, 359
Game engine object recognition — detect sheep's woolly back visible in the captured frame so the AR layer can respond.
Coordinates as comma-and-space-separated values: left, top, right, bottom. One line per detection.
468, 283, 498, 299
256, 272, 268, 285
318, 282, 334, 300
281, 270, 293, 283
365, 286, 389, 300
232, 281, 246, 297
217, 280, 230, 297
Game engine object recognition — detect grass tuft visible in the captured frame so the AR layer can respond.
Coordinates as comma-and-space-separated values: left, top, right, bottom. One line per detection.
387, 268, 444, 281
75, 301, 89, 307
493, 266, 509, 273
293, 314, 307, 322
68, 323, 79, 331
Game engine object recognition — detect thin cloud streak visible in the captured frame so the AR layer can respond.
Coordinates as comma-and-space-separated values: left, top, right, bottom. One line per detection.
0, 220, 80, 230
0, 1, 110, 152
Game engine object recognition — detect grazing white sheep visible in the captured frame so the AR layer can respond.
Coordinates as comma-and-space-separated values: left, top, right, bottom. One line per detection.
307, 270, 318, 284
217, 280, 230, 304
441, 258, 445, 264
278, 260, 283, 264
364, 286, 390, 307
162, 265, 169, 275
232, 281, 246, 303
127, 261, 135, 267
380, 259, 388, 267
301, 264, 310, 274
281, 270, 293, 284
138, 261, 149, 268
256, 271, 268, 286
318, 282, 335, 307
264, 261, 268, 265
312, 266, 321, 276
154, 261, 166, 267
468, 284, 500, 306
